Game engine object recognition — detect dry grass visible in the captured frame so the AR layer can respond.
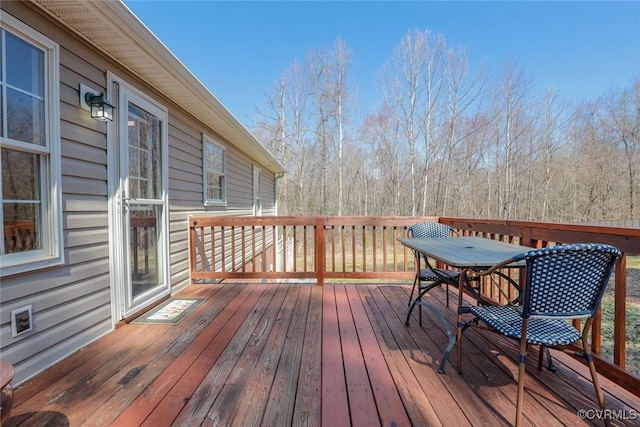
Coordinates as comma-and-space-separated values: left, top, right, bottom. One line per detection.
601, 255, 640, 376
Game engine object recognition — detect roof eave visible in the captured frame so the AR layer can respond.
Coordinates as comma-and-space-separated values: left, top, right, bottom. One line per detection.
31, 0, 284, 174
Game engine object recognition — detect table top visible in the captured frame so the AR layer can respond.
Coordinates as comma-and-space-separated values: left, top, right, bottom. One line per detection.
398, 236, 531, 269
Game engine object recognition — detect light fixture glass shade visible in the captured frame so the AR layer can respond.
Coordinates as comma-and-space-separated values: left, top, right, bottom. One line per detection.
85, 92, 115, 122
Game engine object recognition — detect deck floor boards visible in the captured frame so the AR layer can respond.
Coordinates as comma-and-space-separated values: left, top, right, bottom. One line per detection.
6, 282, 640, 427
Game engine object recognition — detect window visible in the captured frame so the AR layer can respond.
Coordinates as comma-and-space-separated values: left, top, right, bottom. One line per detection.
203, 135, 225, 205
0, 15, 62, 276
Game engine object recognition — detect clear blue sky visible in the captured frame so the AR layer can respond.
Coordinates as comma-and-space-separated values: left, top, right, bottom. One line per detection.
123, 1, 640, 126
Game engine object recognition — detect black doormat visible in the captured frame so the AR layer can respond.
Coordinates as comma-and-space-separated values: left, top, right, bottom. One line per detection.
132, 298, 205, 325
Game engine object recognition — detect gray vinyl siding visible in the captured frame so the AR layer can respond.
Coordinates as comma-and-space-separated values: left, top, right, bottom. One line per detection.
227, 154, 254, 209
261, 171, 277, 215
0, 2, 113, 384
166, 110, 277, 293
0, 1, 278, 385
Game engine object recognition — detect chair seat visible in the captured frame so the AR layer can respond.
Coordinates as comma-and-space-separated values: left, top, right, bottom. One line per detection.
418, 267, 459, 282
469, 305, 580, 346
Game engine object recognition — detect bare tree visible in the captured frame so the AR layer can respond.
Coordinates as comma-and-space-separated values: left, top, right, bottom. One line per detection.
252, 29, 638, 224
419, 32, 447, 216
489, 59, 534, 219
331, 37, 352, 216
380, 29, 431, 216
537, 87, 572, 221
602, 78, 640, 218
254, 60, 313, 215
569, 101, 622, 220
435, 47, 487, 215
360, 105, 409, 215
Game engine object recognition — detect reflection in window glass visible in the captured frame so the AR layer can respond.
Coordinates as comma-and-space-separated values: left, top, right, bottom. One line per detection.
128, 104, 161, 200
0, 96, 4, 143
0, 31, 3, 137
204, 138, 225, 203
130, 205, 162, 298
5, 32, 44, 96
1, 26, 44, 255
2, 149, 41, 254
207, 171, 222, 200
1, 149, 39, 200
2, 203, 40, 253
7, 88, 45, 145
1, 18, 61, 272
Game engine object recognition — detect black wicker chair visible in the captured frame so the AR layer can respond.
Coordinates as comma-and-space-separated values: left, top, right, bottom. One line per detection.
456, 243, 621, 427
405, 222, 460, 326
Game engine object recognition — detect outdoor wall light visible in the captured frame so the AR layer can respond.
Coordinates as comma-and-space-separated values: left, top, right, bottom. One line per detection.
79, 83, 115, 122
86, 92, 114, 121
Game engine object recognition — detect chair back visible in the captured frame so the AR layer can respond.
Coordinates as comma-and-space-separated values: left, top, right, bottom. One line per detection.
408, 222, 452, 239
514, 243, 621, 319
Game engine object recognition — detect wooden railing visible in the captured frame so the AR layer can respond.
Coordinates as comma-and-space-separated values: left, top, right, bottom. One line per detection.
188, 216, 434, 283
189, 215, 640, 395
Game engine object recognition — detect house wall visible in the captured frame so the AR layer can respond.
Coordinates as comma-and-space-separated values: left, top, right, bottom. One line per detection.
0, 2, 277, 384
166, 110, 276, 291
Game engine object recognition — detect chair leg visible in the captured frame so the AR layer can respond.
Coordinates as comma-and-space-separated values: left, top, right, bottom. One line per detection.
545, 347, 557, 371
456, 277, 465, 374
585, 350, 609, 427
456, 323, 463, 374
418, 286, 423, 326
515, 319, 529, 427
408, 275, 425, 326
408, 271, 419, 307
445, 282, 450, 307
538, 345, 544, 371
581, 322, 610, 427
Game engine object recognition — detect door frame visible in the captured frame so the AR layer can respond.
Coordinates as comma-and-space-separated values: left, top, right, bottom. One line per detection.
107, 72, 171, 322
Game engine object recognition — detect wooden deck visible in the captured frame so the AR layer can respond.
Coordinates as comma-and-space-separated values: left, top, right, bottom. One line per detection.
6, 282, 640, 426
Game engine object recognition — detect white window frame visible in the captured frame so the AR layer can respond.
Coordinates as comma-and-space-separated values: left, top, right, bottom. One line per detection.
203, 135, 226, 206
0, 14, 63, 276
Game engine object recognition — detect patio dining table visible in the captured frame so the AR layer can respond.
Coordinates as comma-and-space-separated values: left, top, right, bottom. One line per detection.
398, 235, 531, 373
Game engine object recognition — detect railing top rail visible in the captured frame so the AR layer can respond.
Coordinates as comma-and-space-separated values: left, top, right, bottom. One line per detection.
188, 214, 640, 252
439, 217, 640, 254
439, 217, 640, 237
189, 216, 440, 228
190, 216, 316, 227
323, 216, 439, 226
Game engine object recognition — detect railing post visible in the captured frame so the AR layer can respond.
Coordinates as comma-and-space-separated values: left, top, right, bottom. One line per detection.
520, 225, 534, 247
614, 255, 627, 367
316, 217, 325, 286
189, 217, 195, 282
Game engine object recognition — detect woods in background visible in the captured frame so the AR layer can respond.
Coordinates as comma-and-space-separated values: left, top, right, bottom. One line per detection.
253, 29, 639, 222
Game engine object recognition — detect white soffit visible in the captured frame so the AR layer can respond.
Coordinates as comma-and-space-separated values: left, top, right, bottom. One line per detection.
32, 0, 284, 173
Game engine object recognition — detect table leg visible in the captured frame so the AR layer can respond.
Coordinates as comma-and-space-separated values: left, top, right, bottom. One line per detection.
405, 281, 444, 326
412, 299, 457, 374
